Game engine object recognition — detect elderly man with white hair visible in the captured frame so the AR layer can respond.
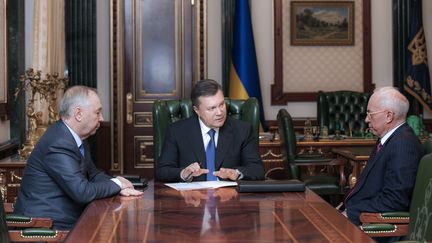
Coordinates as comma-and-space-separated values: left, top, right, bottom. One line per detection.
339, 87, 424, 242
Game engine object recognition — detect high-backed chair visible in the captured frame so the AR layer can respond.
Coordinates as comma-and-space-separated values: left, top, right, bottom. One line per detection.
153, 97, 260, 165
276, 109, 346, 196
0, 191, 68, 242
359, 153, 432, 241
317, 91, 370, 136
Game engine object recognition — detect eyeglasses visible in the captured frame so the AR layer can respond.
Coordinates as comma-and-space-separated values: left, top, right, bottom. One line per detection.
366, 110, 387, 119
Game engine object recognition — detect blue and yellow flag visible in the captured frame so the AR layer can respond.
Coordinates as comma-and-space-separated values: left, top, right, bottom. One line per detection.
404, 0, 432, 112
229, 0, 267, 131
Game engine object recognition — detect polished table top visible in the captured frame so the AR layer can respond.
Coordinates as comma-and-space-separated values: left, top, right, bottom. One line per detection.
65, 182, 373, 243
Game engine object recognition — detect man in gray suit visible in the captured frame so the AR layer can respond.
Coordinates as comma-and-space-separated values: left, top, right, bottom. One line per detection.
155, 79, 264, 182
14, 85, 143, 229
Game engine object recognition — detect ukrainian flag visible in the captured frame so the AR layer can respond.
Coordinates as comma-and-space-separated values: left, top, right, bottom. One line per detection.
229, 0, 267, 131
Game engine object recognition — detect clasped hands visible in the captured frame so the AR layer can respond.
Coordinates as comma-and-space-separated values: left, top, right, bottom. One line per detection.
181, 162, 240, 181
116, 176, 144, 197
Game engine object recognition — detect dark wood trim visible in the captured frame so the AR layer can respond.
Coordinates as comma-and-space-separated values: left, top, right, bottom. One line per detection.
272, 0, 373, 105
0, 103, 7, 121
110, 0, 121, 173
94, 121, 111, 174
362, 0, 373, 93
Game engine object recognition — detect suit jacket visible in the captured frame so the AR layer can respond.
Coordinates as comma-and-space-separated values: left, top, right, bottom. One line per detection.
155, 116, 264, 182
14, 120, 120, 229
346, 123, 424, 225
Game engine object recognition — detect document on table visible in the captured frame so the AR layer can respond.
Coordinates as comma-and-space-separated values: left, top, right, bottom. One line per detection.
165, 181, 238, 191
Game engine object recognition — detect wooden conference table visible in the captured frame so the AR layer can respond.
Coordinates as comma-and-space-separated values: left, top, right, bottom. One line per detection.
65, 182, 373, 242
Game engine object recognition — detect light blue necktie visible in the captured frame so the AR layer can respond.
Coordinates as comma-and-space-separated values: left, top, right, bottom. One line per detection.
206, 129, 217, 181
79, 144, 85, 158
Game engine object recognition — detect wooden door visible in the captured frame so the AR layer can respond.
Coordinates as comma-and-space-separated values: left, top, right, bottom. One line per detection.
110, 0, 206, 179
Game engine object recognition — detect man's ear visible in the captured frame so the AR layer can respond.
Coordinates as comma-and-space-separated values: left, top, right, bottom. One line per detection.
193, 106, 199, 116
386, 111, 395, 124
74, 107, 83, 122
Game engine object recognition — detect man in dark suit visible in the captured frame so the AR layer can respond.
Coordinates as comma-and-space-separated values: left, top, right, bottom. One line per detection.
14, 86, 143, 230
342, 87, 424, 229
155, 79, 264, 182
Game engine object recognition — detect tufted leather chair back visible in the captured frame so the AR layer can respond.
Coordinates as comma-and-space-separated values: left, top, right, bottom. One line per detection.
317, 91, 370, 136
152, 98, 260, 165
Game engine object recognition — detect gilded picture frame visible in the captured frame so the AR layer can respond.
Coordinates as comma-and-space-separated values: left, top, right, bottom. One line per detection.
290, 1, 354, 46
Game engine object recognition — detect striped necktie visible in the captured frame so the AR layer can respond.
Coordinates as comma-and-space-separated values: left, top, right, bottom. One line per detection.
206, 129, 217, 181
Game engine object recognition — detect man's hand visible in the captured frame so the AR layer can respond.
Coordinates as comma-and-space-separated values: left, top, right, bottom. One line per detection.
119, 188, 144, 197
213, 168, 240, 181
180, 190, 208, 207
180, 162, 209, 181
116, 176, 134, 189
335, 202, 347, 217
213, 188, 238, 202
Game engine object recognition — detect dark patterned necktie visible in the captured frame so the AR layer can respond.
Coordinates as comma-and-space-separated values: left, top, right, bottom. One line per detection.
376, 141, 382, 153
206, 129, 217, 181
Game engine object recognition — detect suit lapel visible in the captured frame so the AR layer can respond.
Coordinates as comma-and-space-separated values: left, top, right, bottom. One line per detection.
349, 124, 407, 198
188, 117, 207, 166
215, 119, 233, 169
58, 120, 89, 178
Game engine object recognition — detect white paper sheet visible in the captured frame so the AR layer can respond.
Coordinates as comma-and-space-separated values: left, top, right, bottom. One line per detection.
165, 181, 238, 191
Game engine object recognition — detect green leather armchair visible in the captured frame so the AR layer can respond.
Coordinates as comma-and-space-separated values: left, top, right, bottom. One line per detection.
152, 97, 260, 165
276, 109, 346, 196
317, 91, 370, 136
0, 191, 68, 243
359, 153, 432, 241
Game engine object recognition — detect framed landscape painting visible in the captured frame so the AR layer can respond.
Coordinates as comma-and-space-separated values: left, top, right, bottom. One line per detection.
291, 1, 354, 46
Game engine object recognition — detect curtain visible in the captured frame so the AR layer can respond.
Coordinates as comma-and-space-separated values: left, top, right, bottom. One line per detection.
29, 0, 66, 125
31, 0, 65, 75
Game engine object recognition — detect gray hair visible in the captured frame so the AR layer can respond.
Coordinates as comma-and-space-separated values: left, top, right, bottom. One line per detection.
59, 85, 98, 119
373, 86, 409, 119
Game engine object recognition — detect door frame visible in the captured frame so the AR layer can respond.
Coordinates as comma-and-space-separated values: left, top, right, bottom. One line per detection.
109, 0, 207, 174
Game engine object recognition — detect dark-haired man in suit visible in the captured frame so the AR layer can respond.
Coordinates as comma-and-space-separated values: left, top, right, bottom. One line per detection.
14, 85, 143, 229
155, 79, 264, 182
342, 87, 424, 242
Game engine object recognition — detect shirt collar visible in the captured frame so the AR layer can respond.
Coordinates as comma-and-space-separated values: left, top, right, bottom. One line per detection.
62, 120, 83, 148
198, 117, 220, 136
380, 122, 405, 145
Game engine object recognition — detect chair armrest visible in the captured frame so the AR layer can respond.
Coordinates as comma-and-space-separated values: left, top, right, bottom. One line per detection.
360, 223, 408, 237
6, 214, 53, 228
360, 212, 410, 224
9, 229, 69, 242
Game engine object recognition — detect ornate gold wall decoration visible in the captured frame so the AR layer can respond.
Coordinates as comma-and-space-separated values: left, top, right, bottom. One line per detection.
15, 68, 69, 159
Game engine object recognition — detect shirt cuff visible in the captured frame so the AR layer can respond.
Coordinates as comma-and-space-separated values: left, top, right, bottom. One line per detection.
236, 169, 244, 180
180, 169, 193, 182
111, 178, 122, 188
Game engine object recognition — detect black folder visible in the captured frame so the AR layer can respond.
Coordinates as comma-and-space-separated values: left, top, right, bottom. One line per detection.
114, 174, 148, 188
236, 179, 305, 193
